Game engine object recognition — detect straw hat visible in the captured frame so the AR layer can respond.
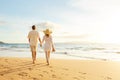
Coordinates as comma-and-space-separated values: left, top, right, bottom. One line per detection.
43, 29, 52, 34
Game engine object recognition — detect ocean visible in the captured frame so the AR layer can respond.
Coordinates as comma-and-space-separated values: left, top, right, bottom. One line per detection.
0, 43, 120, 61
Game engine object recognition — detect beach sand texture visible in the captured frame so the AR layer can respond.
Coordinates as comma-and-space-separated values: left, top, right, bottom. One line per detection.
0, 57, 120, 80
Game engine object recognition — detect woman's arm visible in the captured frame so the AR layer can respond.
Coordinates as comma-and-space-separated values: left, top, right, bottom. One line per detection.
52, 44, 55, 52
51, 36, 55, 52
41, 36, 45, 44
39, 38, 42, 47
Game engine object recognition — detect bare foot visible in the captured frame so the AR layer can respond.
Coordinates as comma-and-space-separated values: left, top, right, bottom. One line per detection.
33, 60, 35, 64
47, 63, 49, 65
47, 61, 50, 65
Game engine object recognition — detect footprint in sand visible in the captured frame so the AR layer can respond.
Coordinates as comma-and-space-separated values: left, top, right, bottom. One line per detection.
73, 77, 80, 80
79, 76, 86, 79
50, 70, 55, 72
32, 77, 39, 80
62, 68, 69, 71
0, 64, 4, 67
28, 67, 32, 70
105, 76, 112, 80
5, 59, 8, 62
43, 71, 48, 74
18, 72, 28, 76
10, 78, 14, 80
61, 73, 68, 76
39, 74, 43, 77
49, 66, 53, 68
78, 72, 87, 75
107, 77, 112, 80
52, 74, 57, 78
0, 74, 4, 76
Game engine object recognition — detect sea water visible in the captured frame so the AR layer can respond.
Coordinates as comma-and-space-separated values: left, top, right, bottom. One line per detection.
0, 43, 120, 61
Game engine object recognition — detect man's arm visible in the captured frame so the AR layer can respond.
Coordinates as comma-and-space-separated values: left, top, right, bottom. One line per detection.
27, 32, 30, 43
39, 38, 41, 43
38, 32, 42, 47
28, 38, 30, 43
28, 32, 30, 43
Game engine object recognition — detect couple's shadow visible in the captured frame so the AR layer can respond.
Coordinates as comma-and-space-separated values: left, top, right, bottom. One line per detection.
0, 61, 48, 76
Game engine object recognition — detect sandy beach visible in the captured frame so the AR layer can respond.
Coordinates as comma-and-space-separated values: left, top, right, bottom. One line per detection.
0, 57, 120, 80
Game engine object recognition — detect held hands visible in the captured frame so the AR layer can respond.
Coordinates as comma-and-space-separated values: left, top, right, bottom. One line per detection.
40, 43, 42, 47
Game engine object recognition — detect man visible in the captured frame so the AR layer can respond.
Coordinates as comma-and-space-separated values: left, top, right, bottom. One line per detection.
28, 25, 41, 64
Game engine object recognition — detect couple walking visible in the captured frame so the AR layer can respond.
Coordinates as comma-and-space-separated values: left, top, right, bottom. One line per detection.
28, 25, 55, 65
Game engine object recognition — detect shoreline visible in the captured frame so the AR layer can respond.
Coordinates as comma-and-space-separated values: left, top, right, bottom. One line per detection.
1, 43, 120, 61
0, 57, 120, 80
0, 51, 119, 61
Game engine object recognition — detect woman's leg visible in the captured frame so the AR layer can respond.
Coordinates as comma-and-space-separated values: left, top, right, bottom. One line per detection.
45, 51, 49, 64
45, 50, 51, 65
47, 51, 50, 65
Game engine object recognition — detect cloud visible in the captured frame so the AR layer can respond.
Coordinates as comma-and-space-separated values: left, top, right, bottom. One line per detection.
69, 0, 120, 12
53, 0, 120, 43
55, 34, 90, 38
60, 0, 120, 30
0, 21, 7, 24
0, 20, 8, 25
35, 21, 62, 32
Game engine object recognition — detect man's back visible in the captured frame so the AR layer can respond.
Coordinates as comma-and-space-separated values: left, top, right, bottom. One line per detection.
28, 30, 39, 46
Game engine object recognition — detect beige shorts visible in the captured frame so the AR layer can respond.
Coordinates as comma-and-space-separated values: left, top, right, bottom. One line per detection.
30, 45, 37, 52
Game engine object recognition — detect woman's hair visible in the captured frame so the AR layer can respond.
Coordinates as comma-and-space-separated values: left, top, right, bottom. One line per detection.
45, 34, 50, 37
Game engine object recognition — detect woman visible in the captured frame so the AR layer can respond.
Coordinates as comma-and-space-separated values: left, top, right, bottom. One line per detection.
41, 29, 55, 65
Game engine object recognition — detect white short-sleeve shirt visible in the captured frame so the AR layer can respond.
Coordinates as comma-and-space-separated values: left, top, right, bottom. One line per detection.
28, 30, 39, 46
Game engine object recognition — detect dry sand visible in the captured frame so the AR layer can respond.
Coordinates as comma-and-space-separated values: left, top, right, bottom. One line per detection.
0, 57, 120, 80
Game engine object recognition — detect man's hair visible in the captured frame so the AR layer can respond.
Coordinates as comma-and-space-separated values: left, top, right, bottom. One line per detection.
32, 25, 36, 30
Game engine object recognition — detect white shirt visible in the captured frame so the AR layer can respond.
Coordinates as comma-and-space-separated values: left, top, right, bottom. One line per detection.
28, 30, 39, 46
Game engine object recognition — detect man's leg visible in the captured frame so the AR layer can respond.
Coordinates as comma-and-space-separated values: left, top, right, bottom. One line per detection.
33, 51, 36, 64
31, 46, 37, 64
33, 51, 37, 64
32, 51, 34, 60
32, 51, 35, 64
30, 46, 34, 63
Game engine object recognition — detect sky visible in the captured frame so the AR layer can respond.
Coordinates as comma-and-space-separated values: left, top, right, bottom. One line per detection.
0, 0, 120, 44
